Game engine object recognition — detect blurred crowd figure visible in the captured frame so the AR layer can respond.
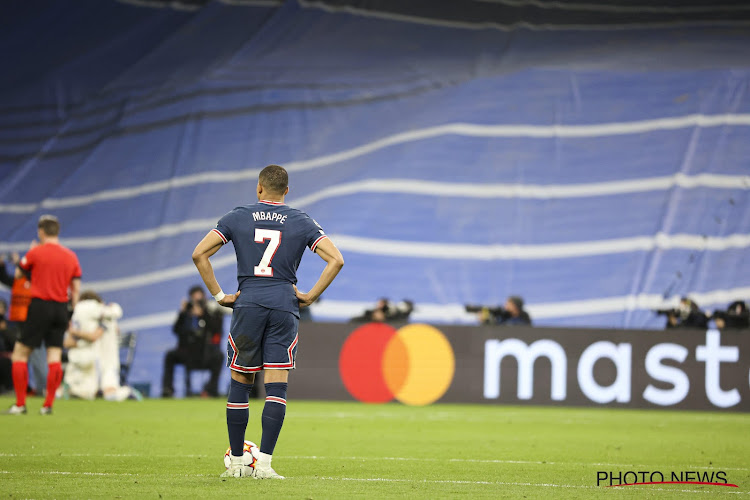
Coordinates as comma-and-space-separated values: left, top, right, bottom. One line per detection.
62, 290, 139, 401
351, 298, 414, 323
657, 297, 709, 330
657, 297, 749, 330
162, 285, 224, 398
0, 251, 47, 396
712, 300, 749, 330
466, 296, 532, 326
0, 299, 16, 392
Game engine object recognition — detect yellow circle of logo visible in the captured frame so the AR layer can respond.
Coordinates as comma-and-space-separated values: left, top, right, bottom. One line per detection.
339, 323, 455, 406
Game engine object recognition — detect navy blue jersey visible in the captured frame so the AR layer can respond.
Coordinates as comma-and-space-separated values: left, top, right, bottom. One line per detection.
214, 200, 327, 317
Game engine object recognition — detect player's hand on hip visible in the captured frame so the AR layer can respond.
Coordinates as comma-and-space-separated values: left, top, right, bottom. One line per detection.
218, 290, 241, 308
294, 285, 315, 308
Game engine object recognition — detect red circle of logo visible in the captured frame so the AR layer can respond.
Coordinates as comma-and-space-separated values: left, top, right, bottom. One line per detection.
338, 323, 398, 403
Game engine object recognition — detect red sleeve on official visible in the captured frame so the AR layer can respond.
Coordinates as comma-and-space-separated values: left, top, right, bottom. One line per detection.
19, 248, 35, 271
72, 253, 82, 279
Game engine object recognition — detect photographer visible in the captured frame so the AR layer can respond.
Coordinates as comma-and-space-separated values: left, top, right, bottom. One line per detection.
0, 253, 17, 288
656, 297, 709, 330
161, 285, 223, 398
466, 296, 532, 326
711, 301, 749, 330
350, 298, 414, 323
0, 299, 19, 393
2, 246, 46, 398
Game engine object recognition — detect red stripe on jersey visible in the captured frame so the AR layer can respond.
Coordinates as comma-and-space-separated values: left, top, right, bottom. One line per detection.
310, 234, 328, 252
212, 228, 228, 244
259, 200, 285, 206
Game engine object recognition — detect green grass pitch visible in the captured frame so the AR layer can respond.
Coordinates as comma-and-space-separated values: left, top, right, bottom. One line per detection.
0, 395, 747, 499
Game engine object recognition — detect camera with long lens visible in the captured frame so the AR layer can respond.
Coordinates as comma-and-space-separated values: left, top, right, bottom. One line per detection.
654, 308, 679, 317
465, 304, 511, 324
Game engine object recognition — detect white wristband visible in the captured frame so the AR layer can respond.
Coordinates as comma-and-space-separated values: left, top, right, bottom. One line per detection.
213, 291, 226, 302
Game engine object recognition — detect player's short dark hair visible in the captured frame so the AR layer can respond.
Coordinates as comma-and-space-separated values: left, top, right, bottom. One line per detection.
258, 165, 288, 195
80, 290, 103, 303
38, 215, 60, 236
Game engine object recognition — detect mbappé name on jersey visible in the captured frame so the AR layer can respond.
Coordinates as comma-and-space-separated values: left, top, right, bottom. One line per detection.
213, 201, 327, 317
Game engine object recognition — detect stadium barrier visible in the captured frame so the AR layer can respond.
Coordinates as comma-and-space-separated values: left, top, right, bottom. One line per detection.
293, 323, 749, 411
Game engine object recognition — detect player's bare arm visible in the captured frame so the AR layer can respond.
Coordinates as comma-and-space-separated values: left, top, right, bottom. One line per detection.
62, 334, 77, 349
14, 266, 26, 280
192, 230, 241, 308
68, 325, 104, 342
294, 237, 344, 308
70, 277, 81, 309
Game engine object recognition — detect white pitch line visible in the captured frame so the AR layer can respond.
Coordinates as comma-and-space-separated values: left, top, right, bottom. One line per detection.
318, 477, 749, 494
0, 453, 211, 458
285, 455, 749, 472
3, 452, 744, 472
0, 470, 745, 494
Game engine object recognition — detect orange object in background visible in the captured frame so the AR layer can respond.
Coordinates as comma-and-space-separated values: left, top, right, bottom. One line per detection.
8, 276, 32, 322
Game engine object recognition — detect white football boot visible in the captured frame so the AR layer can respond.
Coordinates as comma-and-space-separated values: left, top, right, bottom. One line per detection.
252, 452, 285, 479
220, 456, 248, 478
252, 466, 285, 480
2, 404, 27, 415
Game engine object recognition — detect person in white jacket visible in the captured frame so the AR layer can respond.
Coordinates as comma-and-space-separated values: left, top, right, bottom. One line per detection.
63, 291, 137, 401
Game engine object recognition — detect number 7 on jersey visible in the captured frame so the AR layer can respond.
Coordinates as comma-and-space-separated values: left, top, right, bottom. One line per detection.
254, 228, 281, 277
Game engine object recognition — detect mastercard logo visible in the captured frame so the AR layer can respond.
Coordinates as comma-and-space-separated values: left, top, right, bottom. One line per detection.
338, 323, 455, 406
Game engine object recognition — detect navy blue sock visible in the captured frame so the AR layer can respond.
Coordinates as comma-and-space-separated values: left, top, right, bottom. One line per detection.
260, 382, 288, 455
226, 379, 253, 457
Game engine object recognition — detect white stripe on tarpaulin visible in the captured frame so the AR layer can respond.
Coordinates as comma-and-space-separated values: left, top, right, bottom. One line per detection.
116, 0, 280, 11
84, 254, 237, 293
41, 231, 749, 295
0, 174, 747, 252
51, 231, 750, 294
116, 286, 750, 331
289, 174, 750, 203
0, 218, 219, 252
115, 0, 750, 15
475, 0, 750, 15
1, 113, 749, 214
299, 0, 750, 31
331, 232, 750, 261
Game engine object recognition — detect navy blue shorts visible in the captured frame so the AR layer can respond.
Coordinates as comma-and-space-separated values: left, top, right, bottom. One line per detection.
227, 304, 299, 373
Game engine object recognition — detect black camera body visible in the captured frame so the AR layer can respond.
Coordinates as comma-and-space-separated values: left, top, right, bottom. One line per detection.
711, 310, 729, 321
188, 298, 207, 309
654, 308, 678, 316
711, 309, 750, 329
465, 305, 511, 323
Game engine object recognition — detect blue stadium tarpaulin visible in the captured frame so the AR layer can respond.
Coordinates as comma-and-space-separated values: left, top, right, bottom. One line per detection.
1, 0, 748, 394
